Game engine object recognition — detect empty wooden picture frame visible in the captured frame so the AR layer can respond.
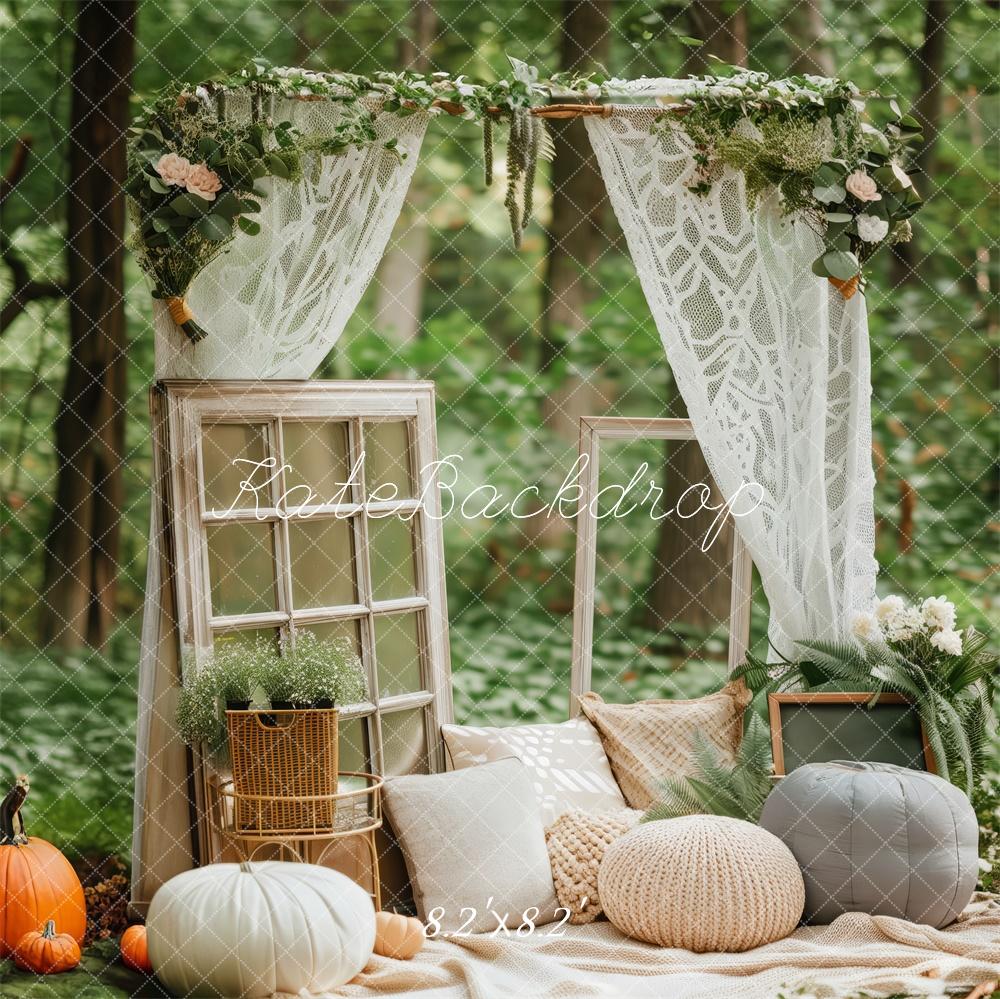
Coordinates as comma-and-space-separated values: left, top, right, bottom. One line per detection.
768, 692, 937, 776
569, 416, 754, 715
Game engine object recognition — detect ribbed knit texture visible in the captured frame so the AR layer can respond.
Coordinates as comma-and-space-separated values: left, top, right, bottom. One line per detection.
598, 815, 805, 952
545, 808, 643, 924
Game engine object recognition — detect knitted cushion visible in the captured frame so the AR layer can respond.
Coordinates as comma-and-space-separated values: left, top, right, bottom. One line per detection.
545, 808, 643, 924
760, 762, 979, 928
579, 683, 750, 809
598, 815, 805, 952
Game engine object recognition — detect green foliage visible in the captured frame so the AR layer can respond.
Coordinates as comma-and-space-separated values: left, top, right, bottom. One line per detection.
176, 631, 367, 750
733, 623, 999, 794
643, 712, 773, 823
650, 70, 923, 283
286, 630, 367, 705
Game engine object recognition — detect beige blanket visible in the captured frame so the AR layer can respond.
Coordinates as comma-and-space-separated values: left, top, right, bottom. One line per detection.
297, 895, 1000, 999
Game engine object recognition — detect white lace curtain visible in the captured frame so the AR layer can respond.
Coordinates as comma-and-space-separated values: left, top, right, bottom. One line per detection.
154, 94, 430, 378
585, 107, 878, 656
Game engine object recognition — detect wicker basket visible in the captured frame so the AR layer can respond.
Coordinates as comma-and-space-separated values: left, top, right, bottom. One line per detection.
227, 708, 338, 831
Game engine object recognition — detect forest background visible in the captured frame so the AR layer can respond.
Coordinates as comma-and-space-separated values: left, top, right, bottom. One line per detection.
0, 0, 997, 880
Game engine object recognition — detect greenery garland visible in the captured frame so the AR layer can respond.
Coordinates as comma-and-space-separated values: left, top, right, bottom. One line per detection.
654, 71, 923, 296
126, 59, 542, 341
127, 61, 923, 342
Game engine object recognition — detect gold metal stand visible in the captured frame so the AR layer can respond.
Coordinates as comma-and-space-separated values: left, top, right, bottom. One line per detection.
207, 771, 383, 910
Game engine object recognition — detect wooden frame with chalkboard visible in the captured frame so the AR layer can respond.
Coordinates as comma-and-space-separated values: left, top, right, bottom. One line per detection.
768, 692, 937, 776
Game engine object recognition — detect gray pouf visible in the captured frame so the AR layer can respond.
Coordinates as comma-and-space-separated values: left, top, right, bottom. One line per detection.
760, 762, 978, 928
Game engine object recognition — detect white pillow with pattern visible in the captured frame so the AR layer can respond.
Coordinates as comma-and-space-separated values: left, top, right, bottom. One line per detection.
441, 717, 627, 825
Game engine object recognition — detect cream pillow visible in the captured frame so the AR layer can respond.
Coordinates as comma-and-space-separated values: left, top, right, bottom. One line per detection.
579, 682, 750, 809
381, 758, 559, 933
441, 716, 628, 825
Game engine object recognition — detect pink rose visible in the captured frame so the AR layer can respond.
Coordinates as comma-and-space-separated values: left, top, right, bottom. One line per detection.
845, 170, 880, 202
155, 153, 191, 186
185, 163, 222, 201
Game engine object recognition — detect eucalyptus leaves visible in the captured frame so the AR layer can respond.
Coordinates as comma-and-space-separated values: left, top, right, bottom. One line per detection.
651, 71, 923, 297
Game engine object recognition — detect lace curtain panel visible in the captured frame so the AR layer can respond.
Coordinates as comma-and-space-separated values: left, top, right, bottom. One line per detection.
153, 95, 430, 379
585, 107, 878, 656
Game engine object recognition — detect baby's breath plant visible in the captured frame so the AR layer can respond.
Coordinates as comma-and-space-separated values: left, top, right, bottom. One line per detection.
287, 630, 367, 707
176, 665, 226, 752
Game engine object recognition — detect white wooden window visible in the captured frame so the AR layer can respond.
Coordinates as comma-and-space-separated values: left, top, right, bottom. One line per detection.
158, 380, 453, 859
570, 416, 753, 713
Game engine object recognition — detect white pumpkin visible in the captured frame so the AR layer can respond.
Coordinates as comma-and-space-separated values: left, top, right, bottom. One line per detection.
147, 861, 375, 997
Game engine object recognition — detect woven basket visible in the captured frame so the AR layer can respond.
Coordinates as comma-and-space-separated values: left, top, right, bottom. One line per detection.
227, 708, 338, 831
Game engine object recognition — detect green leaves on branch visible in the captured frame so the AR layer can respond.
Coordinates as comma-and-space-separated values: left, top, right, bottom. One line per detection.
643, 712, 773, 823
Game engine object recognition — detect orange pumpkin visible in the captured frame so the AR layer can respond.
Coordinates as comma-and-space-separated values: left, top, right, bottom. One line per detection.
372, 910, 424, 960
0, 778, 86, 957
12, 920, 81, 974
120, 924, 152, 974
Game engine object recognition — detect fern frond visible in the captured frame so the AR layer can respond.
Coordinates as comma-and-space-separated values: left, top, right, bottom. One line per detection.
642, 776, 704, 822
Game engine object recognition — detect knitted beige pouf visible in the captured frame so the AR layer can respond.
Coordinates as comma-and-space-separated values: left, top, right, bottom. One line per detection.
545, 809, 643, 924
598, 815, 805, 952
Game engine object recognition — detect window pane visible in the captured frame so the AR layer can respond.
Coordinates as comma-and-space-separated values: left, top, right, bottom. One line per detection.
303, 618, 362, 661
375, 613, 422, 696
282, 422, 351, 509
288, 517, 357, 608
206, 522, 276, 616
381, 708, 427, 776
368, 514, 417, 601
365, 421, 413, 500
337, 716, 370, 774
202, 423, 269, 512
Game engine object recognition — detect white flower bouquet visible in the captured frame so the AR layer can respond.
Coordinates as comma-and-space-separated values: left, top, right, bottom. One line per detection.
733, 593, 998, 793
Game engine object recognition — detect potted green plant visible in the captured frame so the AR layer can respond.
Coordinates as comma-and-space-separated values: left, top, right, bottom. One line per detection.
211, 639, 267, 711
176, 666, 226, 756
290, 631, 367, 709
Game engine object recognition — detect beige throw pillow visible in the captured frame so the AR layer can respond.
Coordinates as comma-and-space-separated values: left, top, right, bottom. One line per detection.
381, 758, 559, 933
441, 717, 627, 825
579, 682, 750, 809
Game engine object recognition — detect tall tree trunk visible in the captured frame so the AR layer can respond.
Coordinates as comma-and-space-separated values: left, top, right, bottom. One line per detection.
41, 0, 135, 649
373, 0, 438, 344
646, 439, 734, 634
683, 0, 748, 72
892, 0, 949, 285
787, 0, 834, 77
528, 0, 614, 556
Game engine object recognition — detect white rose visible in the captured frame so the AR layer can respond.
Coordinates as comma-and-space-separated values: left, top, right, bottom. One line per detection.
857, 213, 890, 243
875, 595, 905, 622
845, 170, 881, 202
929, 628, 963, 657
920, 596, 956, 631
851, 612, 881, 641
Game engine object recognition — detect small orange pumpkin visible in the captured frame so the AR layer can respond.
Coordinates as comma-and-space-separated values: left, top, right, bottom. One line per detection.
373, 910, 424, 960
12, 920, 81, 974
120, 924, 152, 974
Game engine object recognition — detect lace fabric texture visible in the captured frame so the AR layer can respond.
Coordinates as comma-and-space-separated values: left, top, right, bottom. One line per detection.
585, 108, 878, 653
153, 95, 430, 379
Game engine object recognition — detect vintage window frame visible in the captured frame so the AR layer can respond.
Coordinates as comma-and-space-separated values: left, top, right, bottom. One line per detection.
569, 416, 754, 715
156, 379, 453, 861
